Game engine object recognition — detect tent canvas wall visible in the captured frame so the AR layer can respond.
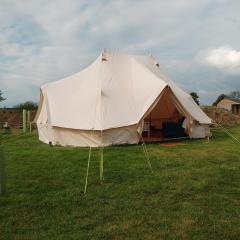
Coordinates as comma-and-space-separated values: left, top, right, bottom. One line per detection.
34, 51, 212, 147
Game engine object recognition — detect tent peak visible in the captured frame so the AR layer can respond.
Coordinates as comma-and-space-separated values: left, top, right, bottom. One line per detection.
99, 49, 150, 59
101, 48, 108, 61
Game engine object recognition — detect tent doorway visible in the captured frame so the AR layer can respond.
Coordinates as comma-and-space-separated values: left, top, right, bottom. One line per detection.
142, 87, 188, 142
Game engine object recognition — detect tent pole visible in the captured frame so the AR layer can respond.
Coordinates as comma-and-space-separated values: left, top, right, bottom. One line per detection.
142, 143, 153, 174
99, 147, 104, 182
99, 131, 104, 182
141, 135, 153, 174
84, 146, 92, 195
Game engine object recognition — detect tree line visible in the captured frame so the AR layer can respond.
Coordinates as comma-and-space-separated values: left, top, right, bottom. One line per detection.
1, 89, 240, 108
188, 91, 240, 106
0, 90, 38, 110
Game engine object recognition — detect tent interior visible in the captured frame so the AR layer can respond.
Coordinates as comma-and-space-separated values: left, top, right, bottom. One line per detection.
142, 87, 188, 142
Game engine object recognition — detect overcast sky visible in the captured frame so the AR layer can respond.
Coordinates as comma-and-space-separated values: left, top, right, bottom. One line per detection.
0, 0, 240, 107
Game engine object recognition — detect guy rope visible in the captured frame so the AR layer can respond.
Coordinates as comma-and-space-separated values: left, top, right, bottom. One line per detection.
213, 122, 240, 144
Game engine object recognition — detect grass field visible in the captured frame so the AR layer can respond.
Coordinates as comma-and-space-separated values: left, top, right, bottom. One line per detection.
0, 125, 240, 239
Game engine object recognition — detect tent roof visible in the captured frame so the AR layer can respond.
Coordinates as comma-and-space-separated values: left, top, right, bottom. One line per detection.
39, 50, 211, 130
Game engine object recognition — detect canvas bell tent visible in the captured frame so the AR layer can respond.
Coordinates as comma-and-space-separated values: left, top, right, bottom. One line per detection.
34, 50, 212, 147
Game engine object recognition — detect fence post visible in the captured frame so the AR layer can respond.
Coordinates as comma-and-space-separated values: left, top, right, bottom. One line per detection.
27, 110, 31, 132
0, 144, 6, 195
23, 109, 27, 133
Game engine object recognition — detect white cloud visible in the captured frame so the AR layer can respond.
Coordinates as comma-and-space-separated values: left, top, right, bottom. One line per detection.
0, 0, 240, 106
203, 46, 240, 74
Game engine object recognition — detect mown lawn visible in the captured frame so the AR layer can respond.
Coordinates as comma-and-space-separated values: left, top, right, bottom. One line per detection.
0, 125, 240, 240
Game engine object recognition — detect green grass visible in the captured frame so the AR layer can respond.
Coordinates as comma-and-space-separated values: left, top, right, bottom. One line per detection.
0, 125, 240, 240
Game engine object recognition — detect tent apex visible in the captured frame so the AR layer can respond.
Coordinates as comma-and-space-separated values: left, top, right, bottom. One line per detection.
101, 48, 108, 54
101, 48, 108, 61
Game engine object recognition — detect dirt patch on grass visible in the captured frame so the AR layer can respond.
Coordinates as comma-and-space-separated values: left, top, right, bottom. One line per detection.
160, 142, 185, 147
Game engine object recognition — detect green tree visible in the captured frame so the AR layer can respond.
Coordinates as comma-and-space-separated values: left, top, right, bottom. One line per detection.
212, 94, 226, 106
0, 90, 6, 103
190, 92, 200, 105
14, 101, 38, 110
228, 91, 240, 100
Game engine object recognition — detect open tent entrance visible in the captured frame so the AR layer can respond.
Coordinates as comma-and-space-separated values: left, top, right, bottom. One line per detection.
142, 87, 189, 142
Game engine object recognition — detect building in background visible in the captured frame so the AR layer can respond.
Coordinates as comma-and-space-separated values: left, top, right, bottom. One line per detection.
217, 97, 240, 115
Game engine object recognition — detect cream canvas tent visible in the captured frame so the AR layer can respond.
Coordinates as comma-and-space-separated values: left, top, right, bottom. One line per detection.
34, 50, 212, 147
